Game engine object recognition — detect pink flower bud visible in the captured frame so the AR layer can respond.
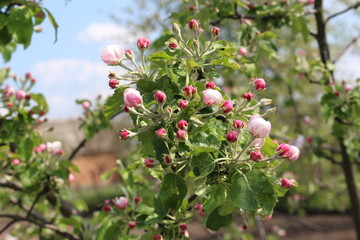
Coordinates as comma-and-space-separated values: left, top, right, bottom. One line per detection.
39, 144, 47, 152
181, 231, 190, 238
163, 155, 172, 164
179, 223, 187, 231
247, 116, 271, 138
119, 130, 133, 140
25, 72, 32, 79
114, 196, 128, 210
168, 42, 178, 50
247, 3, 254, 8
242, 225, 248, 231
68, 173, 75, 182
82, 101, 90, 110
202, 89, 223, 105
109, 79, 119, 89
12, 159, 20, 166
221, 100, 233, 113
280, 178, 293, 189
242, 92, 254, 101
137, 37, 151, 50
263, 214, 272, 221
196, 203, 204, 216
344, 84, 352, 92
176, 130, 187, 140
103, 205, 111, 212
155, 128, 167, 138
189, 5, 196, 11
234, 120, 245, 129
189, 19, 199, 30
101, 44, 125, 65
25, 94, 31, 100
226, 131, 238, 142
335, 91, 340, 96
179, 100, 189, 109
154, 90, 167, 103
30, 78, 36, 83
254, 78, 266, 91
16, 90, 26, 100
238, 47, 248, 57
6, 102, 14, 108
125, 49, 134, 59
177, 120, 188, 130
211, 27, 220, 36
128, 221, 137, 229
153, 235, 163, 240
134, 196, 142, 203
250, 151, 264, 161
298, 49, 306, 56
277, 143, 300, 161
205, 82, 216, 89
144, 158, 158, 168
4, 86, 15, 97
183, 85, 196, 97
104, 199, 111, 205
123, 88, 143, 107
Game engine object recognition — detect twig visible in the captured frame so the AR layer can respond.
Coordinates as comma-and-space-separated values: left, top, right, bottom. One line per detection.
0, 219, 17, 235
333, 32, 360, 63
0, 180, 22, 191
303, 72, 321, 84
326, 2, 360, 23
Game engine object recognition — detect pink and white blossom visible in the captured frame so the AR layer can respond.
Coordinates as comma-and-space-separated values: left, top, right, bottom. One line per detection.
221, 100, 233, 113
101, 44, 124, 65
114, 196, 128, 210
123, 88, 143, 108
202, 89, 223, 105
277, 143, 300, 161
247, 115, 271, 138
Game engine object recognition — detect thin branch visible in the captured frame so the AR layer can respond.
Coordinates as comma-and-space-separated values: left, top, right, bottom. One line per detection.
303, 72, 322, 84
326, 2, 360, 23
0, 180, 22, 191
0, 219, 17, 235
333, 32, 360, 63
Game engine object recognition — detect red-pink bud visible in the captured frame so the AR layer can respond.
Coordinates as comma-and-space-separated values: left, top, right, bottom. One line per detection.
221, 100, 233, 113
247, 115, 271, 138
114, 196, 128, 210
16, 90, 26, 100
250, 151, 264, 161
30, 78, 36, 83
25, 94, 31, 100
103, 205, 111, 212
12, 159, 20, 166
101, 44, 124, 65
247, 3, 254, 9
124, 88, 143, 107
189, 5, 196, 11
3, 86, 15, 97
242, 92, 254, 101
335, 91, 340, 96
109, 79, 119, 89
238, 47, 248, 57
179, 100, 189, 110
128, 221, 137, 229
234, 120, 245, 129
308, 0, 314, 4
168, 42, 178, 50
144, 158, 158, 168
196, 203, 204, 216
254, 78, 266, 91
263, 214, 272, 221
205, 82, 216, 89
183, 85, 196, 97
163, 155, 171, 164
134, 196, 142, 203
119, 130, 132, 140
104, 199, 111, 205
176, 130, 187, 140
277, 143, 300, 161
242, 225, 248, 230
226, 131, 238, 142
82, 101, 90, 110
68, 173, 75, 182
177, 120, 188, 130
28, 110, 34, 115
179, 223, 187, 231
202, 89, 223, 105
25, 72, 32, 79
280, 178, 293, 189
154, 90, 167, 104
344, 84, 352, 92
137, 37, 151, 50
155, 128, 167, 138
189, 19, 199, 30
211, 27, 220, 36
125, 49, 134, 59
153, 235, 163, 240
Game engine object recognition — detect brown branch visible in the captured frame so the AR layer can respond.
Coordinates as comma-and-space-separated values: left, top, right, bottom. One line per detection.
0, 214, 81, 240
0, 180, 22, 191
303, 72, 322, 84
333, 32, 360, 63
326, 2, 360, 23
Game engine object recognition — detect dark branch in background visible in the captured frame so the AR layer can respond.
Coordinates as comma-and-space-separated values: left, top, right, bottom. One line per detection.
303, 72, 322, 84
0, 214, 81, 240
333, 32, 360, 63
68, 109, 124, 161
0, 180, 22, 191
326, 2, 360, 23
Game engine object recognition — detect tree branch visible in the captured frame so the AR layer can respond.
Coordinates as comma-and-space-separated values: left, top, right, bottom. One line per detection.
333, 32, 360, 63
326, 2, 360, 23
0, 180, 22, 191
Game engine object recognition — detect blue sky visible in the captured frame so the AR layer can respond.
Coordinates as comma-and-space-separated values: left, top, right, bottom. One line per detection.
4, 0, 360, 119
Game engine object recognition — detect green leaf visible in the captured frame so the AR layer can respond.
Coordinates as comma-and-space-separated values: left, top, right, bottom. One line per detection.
148, 51, 174, 61
218, 199, 237, 216
7, 7, 33, 47
159, 173, 187, 210
204, 185, 227, 214
103, 225, 122, 240
31, 93, 49, 112
260, 136, 278, 157
43, 8, 58, 43
190, 132, 222, 154
191, 152, 215, 177
103, 87, 126, 119
230, 173, 258, 211
205, 208, 232, 231
211, 57, 241, 69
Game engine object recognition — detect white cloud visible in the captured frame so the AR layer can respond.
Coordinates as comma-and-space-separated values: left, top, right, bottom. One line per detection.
77, 22, 146, 46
